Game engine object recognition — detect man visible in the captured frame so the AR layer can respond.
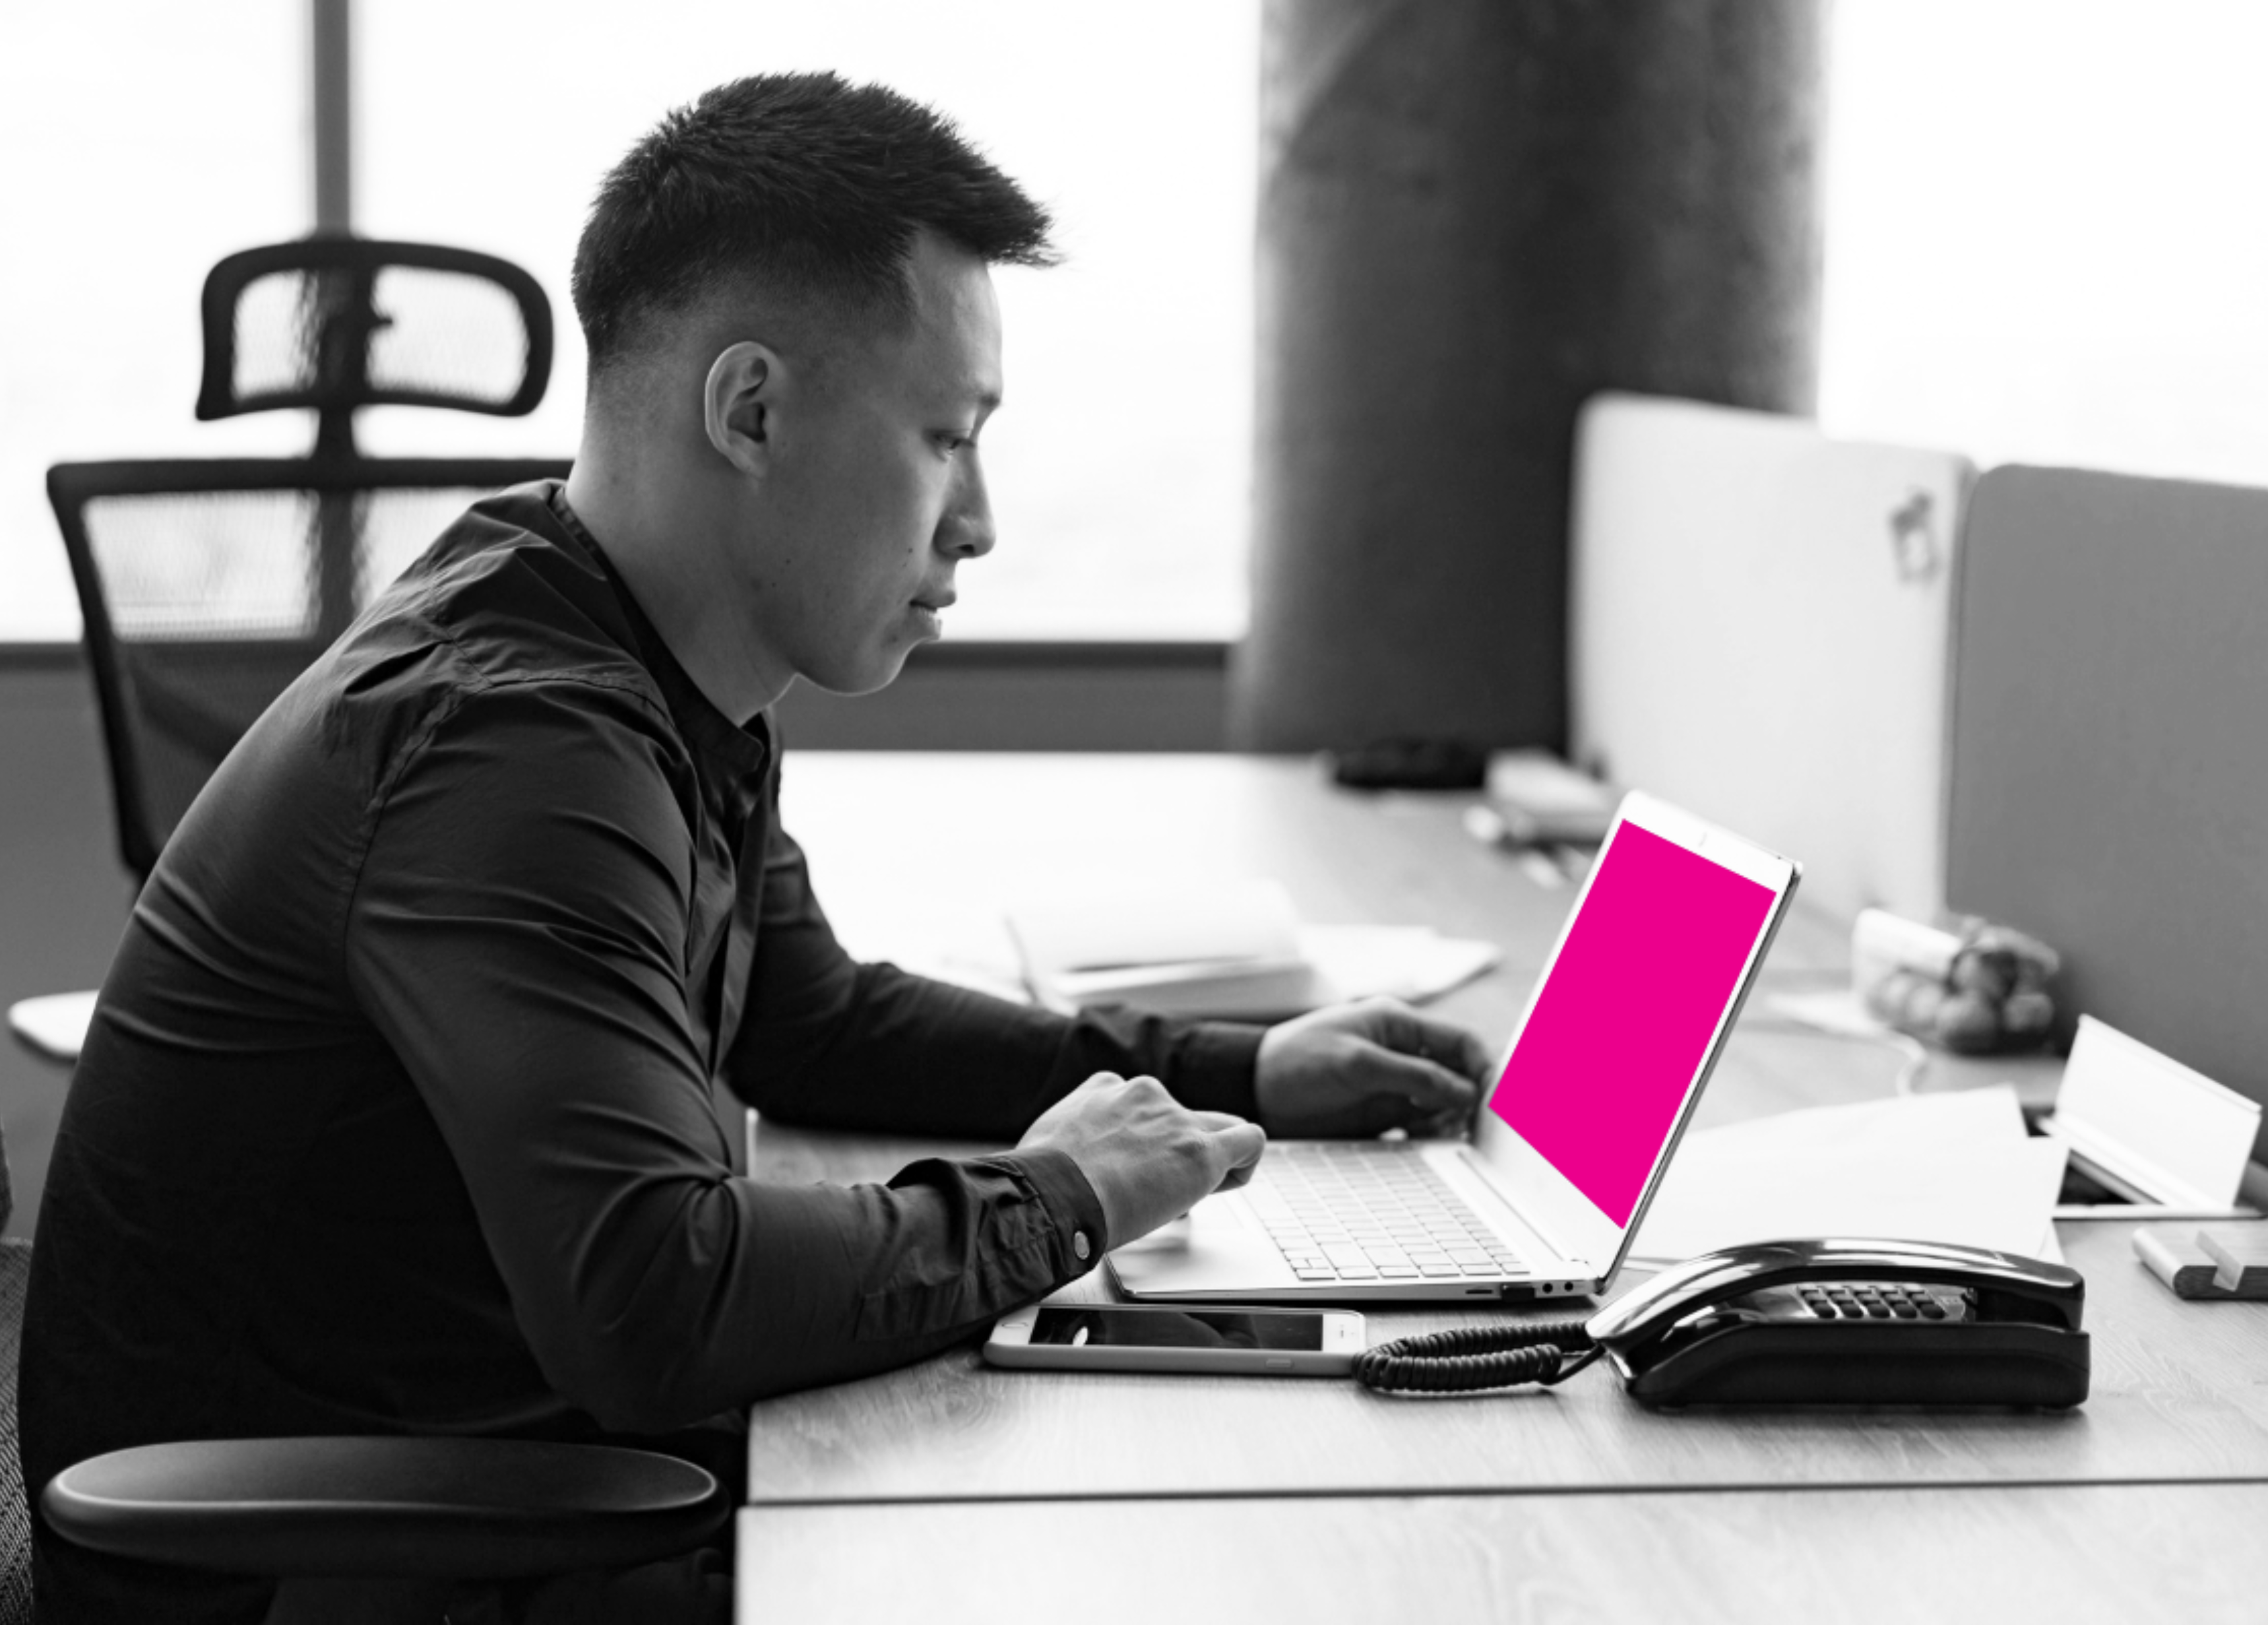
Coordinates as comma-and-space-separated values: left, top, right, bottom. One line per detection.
20, 73, 1494, 1620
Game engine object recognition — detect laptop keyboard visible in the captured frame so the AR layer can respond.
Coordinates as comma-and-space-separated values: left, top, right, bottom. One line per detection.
1242, 1141, 1525, 1283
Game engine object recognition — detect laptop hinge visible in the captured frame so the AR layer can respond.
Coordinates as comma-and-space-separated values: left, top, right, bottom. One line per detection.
1453, 1145, 1591, 1280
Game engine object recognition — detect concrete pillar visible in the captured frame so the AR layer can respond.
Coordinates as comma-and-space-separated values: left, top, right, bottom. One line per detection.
1234, 0, 1824, 753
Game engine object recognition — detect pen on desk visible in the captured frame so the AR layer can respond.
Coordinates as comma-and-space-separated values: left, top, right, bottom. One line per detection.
1465, 804, 1565, 887
1465, 804, 1594, 889
1550, 843, 1594, 883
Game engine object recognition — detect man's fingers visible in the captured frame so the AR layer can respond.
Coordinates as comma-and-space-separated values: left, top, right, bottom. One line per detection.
1210, 1120, 1268, 1190
1190, 1108, 1255, 1135
1220, 1118, 1269, 1167
1414, 1102, 1472, 1139
1357, 1046, 1482, 1116
1352, 1000, 1498, 1087
1401, 1011, 1499, 1086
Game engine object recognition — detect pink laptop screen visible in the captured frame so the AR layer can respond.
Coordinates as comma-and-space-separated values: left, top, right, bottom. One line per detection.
1486, 822, 1777, 1227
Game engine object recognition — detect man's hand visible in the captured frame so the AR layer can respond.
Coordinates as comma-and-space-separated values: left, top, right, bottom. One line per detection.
1017, 1073, 1269, 1249
1255, 997, 1497, 1139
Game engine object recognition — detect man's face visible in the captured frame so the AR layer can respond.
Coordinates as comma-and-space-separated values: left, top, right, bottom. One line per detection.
751, 232, 1003, 695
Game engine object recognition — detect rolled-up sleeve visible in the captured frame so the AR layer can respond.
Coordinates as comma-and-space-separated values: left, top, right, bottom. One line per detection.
344, 678, 1104, 1428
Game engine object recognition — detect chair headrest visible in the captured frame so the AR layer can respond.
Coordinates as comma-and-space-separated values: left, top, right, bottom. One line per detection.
196, 238, 554, 423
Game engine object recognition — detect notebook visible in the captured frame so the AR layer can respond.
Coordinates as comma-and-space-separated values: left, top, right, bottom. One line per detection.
1110, 792, 1801, 1303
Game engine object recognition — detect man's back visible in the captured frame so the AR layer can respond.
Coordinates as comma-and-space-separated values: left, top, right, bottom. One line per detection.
21, 486, 757, 1616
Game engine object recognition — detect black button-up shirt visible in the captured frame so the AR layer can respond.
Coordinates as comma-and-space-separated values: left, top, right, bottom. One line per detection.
22, 483, 1261, 1621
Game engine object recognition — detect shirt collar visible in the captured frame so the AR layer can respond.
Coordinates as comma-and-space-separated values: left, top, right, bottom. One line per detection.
545, 484, 772, 782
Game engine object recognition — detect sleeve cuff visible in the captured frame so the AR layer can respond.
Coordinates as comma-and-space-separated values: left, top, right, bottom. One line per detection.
1164, 1021, 1266, 1122
1005, 1145, 1112, 1269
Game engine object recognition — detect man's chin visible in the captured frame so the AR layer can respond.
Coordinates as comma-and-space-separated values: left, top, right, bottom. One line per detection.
802, 643, 919, 699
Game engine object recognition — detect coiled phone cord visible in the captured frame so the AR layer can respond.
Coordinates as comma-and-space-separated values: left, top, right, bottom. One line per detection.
1355, 1317, 1603, 1394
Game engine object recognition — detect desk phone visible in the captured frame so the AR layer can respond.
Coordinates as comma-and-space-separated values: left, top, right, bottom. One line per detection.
1588, 1238, 2091, 1409
1355, 1238, 2089, 1407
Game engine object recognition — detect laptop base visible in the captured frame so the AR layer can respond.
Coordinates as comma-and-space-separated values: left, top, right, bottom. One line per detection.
1104, 1169, 1600, 1306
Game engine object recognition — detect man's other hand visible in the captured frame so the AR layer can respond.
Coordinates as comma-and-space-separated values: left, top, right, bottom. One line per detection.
1255, 998, 1497, 1139
1017, 1073, 1267, 1250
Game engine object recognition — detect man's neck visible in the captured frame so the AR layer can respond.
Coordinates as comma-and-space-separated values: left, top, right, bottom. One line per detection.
563, 447, 794, 724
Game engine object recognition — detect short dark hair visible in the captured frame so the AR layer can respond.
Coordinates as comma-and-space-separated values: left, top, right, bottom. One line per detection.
572, 73, 1056, 373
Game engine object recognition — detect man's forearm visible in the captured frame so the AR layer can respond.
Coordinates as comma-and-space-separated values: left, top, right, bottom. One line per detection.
728, 955, 1264, 1138
510, 1147, 1108, 1425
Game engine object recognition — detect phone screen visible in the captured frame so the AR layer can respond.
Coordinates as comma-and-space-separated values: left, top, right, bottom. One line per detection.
1028, 1307, 1325, 1352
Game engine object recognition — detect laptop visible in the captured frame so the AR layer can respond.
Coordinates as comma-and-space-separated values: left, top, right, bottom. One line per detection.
1110, 792, 1801, 1303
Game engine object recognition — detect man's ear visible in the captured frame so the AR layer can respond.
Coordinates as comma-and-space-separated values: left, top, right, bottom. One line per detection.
702, 341, 780, 476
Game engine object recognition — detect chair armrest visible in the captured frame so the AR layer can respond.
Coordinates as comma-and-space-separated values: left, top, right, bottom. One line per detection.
42, 1436, 726, 1581
7, 992, 96, 1065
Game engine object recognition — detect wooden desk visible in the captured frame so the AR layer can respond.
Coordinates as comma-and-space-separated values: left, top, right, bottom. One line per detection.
740, 754, 2263, 1616
747, 1124, 2268, 1501
738, 1483, 2264, 1624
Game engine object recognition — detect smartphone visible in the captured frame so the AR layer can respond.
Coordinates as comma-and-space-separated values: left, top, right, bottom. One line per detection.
986, 1304, 1364, 1376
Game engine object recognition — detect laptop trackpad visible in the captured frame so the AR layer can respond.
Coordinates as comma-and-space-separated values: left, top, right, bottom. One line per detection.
1108, 1190, 1286, 1297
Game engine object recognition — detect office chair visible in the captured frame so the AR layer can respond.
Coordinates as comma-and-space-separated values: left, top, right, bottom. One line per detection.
24, 245, 730, 1620
49, 237, 573, 882
0, 1129, 721, 1625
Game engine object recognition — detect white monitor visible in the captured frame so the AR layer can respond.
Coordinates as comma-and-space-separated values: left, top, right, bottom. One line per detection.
1569, 393, 1972, 921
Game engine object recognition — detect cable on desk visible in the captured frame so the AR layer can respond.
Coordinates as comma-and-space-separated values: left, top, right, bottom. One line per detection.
1355, 1317, 1602, 1394
1885, 1031, 1930, 1096
1736, 1017, 1933, 1097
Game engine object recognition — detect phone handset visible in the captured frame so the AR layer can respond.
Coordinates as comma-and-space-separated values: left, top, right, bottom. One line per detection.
1589, 1236, 2085, 1350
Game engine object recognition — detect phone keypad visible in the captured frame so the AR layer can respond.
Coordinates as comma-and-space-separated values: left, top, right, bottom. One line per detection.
1796, 1283, 1964, 1322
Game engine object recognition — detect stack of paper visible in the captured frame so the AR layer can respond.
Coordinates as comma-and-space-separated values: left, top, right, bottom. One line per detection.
1628, 1086, 2069, 1267
1004, 880, 1499, 1021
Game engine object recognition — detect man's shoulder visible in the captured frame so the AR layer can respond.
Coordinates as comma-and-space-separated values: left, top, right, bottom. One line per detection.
325, 484, 671, 717
383, 482, 657, 688
255, 483, 689, 809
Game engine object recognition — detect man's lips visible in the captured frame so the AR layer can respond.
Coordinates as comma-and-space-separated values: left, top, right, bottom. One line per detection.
912, 592, 957, 612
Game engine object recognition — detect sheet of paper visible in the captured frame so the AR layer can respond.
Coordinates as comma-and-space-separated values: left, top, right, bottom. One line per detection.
1668, 1083, 2031, 1157
1006, 880, 1302, 977
1300, 926, 1501, 1006
2050, 1015, 2261, 1209
1629, 1087, 2067, 1265
869, 909, 1500, 1017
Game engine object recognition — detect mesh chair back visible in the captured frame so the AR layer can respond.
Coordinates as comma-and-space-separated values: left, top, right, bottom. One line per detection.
49, 459, 571, 879
0, 1237, 32, 1625
199, 239, 552, 427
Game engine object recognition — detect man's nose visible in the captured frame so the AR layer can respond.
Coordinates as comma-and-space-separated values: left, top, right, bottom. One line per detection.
941, 455, 997, 559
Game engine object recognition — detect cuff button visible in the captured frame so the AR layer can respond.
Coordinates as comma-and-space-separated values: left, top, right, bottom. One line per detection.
1073, 1230, 1092, 1261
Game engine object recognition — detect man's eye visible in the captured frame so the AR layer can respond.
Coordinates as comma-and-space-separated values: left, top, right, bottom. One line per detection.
936, 432, 976, 455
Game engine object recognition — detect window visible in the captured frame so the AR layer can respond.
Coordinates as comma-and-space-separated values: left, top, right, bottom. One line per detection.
358, 0, 1260, 640
0, 1, 1259, 643
1819, 0, 2268, 484
12, 3, 2265, 642
0, 2, 303, 640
